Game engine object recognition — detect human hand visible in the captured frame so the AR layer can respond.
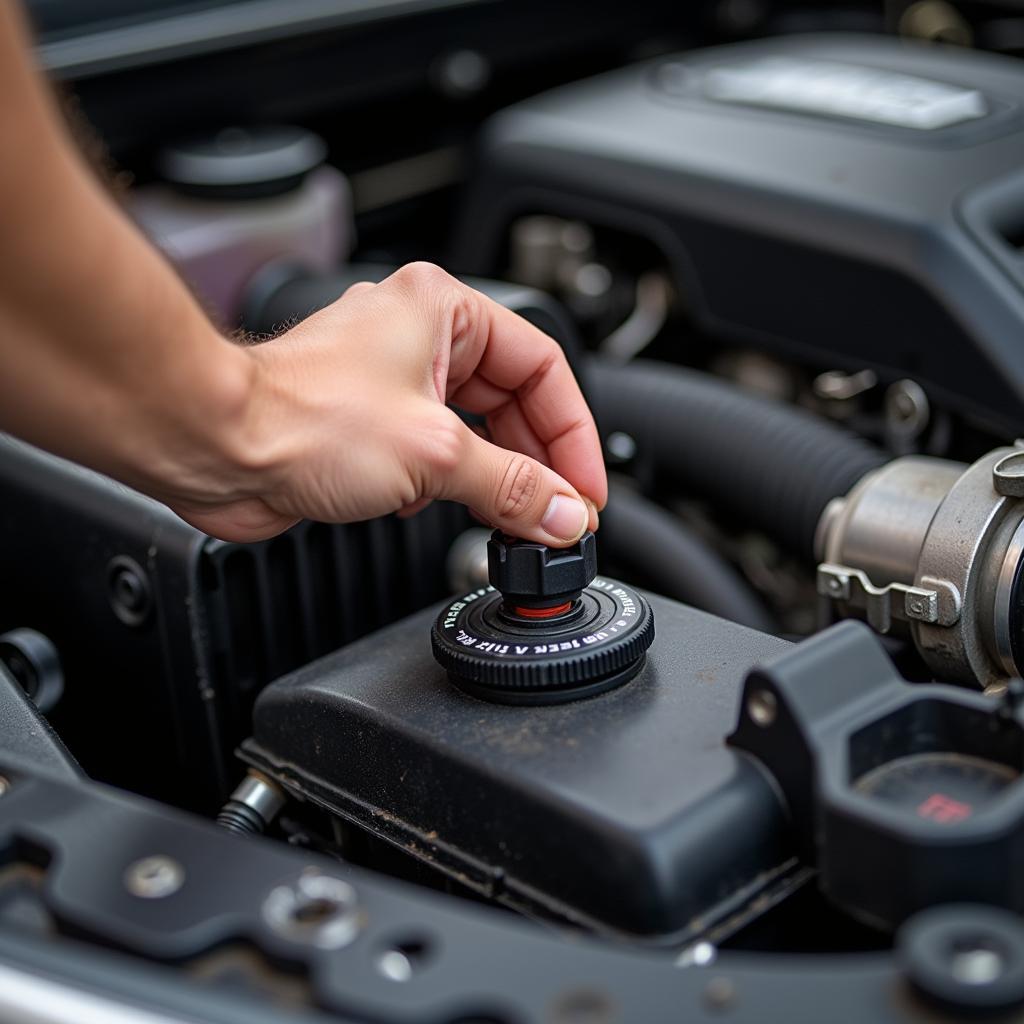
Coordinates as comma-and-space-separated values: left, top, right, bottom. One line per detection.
171, 263, 607, 544
0, 6, 604, 546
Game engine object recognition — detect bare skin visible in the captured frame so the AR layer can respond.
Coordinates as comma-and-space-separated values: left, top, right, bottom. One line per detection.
0, 4, 606, 545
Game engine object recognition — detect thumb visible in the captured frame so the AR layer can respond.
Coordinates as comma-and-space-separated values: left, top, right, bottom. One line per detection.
441, 425, 591, 546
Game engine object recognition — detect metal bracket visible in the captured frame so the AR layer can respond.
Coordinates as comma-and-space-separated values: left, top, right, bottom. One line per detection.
817, 564, 961, 634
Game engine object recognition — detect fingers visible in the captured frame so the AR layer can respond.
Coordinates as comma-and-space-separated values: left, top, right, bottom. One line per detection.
371, 264, 606, 511
485, 398, 551, 467
331, 264, 608, 535
445, 290, 607, 511
436, 422, 591, 546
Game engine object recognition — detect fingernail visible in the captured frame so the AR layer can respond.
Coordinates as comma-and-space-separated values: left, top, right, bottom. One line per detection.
541, 494, 589, 543
584, 497, 600, 530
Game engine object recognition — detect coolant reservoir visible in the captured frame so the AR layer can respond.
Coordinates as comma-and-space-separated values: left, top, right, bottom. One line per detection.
130, 125, 352, 327
242, 576, 794, 941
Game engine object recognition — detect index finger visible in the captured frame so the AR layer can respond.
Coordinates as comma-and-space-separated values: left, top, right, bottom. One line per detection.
447, 291, 608, 509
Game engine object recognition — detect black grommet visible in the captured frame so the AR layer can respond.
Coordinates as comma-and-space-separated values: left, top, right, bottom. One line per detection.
0, 627, 64, 713
899, 904, 1024, 1015
106, 555, 153, 628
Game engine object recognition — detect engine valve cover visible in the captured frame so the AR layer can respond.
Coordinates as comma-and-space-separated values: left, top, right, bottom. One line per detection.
456, 34, 1024, 432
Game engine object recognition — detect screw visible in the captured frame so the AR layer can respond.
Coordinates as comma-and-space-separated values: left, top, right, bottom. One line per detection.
125, 855, 185, 899
262, 870, 360, 949
703, 976, 737, 1011
885, 380, 930, 440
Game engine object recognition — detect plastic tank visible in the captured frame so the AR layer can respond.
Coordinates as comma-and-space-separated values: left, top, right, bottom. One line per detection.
130, 126, 352, 327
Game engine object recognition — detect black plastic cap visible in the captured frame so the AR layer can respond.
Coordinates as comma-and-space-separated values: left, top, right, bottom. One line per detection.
487, 530, 597, 608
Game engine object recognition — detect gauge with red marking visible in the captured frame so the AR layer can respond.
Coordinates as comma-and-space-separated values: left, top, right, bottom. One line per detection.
854, 753, 1019, 822
729, 624, 1024, 930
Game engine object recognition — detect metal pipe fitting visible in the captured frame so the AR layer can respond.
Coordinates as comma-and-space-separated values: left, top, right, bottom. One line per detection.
216, 770, 286, 836
816, 445, 1024, 690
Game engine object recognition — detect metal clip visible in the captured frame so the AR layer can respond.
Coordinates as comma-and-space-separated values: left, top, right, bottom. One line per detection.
993, 450, 1024, 498
817, 564, 960, 634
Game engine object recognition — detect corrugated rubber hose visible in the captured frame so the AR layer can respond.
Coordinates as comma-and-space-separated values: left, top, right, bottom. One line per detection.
600, 484, 776, 633
586, 357, 888, 561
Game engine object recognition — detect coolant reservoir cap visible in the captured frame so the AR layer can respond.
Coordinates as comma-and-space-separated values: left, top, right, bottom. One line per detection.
431, 531, 654, 705
487, 529, 597, 613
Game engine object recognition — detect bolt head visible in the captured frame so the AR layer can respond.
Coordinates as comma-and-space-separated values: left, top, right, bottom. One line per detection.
125, 855, 184, 899
703, 976, 737, 1011
262, 870, 360, 949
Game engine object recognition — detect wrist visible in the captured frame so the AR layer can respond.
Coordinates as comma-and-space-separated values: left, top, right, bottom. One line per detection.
206, 338, 296, 492
131, 332, 275, 507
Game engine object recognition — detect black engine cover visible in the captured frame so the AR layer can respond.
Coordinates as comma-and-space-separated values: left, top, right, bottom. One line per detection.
243, 591, 792, 941
455, 34, 1024, 432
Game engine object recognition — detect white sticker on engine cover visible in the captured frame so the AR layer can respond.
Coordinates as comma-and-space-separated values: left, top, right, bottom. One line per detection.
703, 57, 987, 130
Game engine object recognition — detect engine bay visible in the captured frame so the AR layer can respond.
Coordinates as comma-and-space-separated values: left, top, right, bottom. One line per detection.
8, 2, 1024, 1021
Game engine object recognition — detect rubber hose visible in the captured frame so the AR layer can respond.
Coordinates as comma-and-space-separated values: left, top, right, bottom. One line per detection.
600, 485, 777, 633
586, 358, 888, 560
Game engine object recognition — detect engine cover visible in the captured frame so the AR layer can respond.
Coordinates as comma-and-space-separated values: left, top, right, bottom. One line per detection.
242, 591, 792, 941
455, 34, 1024, 432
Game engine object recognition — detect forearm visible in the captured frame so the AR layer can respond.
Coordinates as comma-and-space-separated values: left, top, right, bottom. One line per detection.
0, 4, 605, 546
0, 4, 255, 503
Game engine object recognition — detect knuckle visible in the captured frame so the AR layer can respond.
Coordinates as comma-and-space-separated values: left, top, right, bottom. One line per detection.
393, 261, 454, 293
342, 280, 375, 298
539, 335, 564, 363
496, 455, 542, 521
518, 339, 565, 399
417, 417, 464, 476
